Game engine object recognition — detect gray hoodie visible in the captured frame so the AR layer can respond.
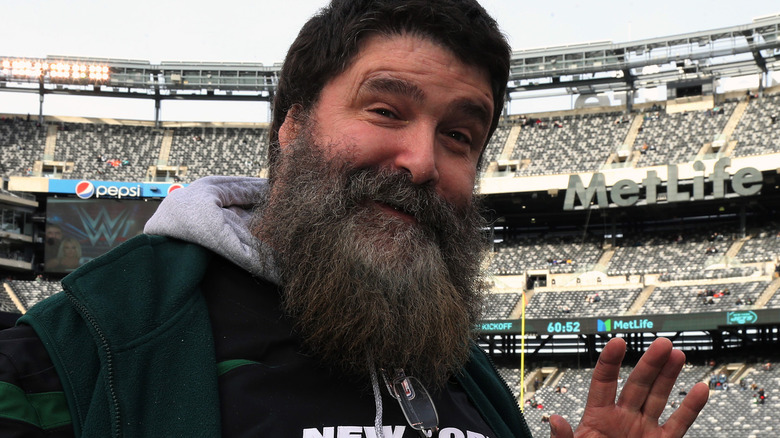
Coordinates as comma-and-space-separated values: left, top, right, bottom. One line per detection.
143, 175, 279, 284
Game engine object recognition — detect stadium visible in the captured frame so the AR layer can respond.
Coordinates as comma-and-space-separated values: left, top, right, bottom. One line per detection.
2, 9, 780, 438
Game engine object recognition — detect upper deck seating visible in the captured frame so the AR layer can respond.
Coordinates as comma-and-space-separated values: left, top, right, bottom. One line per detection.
480, 125, 512, 174
731, 93, 780, 157
56, 123, 163, 181
0, 117, 46, 178
168, 127, 269, 181
634, 102, 736, 167
510, 112, 631, 176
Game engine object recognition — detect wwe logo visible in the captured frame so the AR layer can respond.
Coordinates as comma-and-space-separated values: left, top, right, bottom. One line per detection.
76, 207, 133, 247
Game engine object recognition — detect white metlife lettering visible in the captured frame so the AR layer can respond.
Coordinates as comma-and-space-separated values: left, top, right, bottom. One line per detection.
564, 157, 762, 210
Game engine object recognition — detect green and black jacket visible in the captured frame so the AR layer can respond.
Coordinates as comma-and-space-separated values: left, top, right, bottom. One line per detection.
0, 235, 531, 437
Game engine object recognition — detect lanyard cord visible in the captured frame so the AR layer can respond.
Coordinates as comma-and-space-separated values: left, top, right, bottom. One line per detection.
368, 357, 385, 438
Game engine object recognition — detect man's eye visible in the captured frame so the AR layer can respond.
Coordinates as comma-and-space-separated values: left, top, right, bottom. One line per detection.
371, 108, 398, 119
448, 130, 472, 144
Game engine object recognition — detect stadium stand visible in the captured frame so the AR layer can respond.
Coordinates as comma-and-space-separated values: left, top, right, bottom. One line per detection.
762, 287, 780, 309
663, 361, 780, 437
737, 223, 780, 264
606, 229, 735, 276
0, 118, 271, 182
731, 93, 780, 157
634, 102, 737, 167
0, 116, 46, 178
483, 291, 524, 319
0, 287, 19, 314
5, 279, 62, 311
480, 124, 512, 170
524, 287, 642, 319
638, 280, 769, 314
658, 267, 760, 282
55, 123, 163, 181
509, 112, 632, 176
168, 126, 269, 181
490, 234, 604, 275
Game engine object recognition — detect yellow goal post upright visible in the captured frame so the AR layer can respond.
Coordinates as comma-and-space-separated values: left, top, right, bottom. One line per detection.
519, 290, 526, 411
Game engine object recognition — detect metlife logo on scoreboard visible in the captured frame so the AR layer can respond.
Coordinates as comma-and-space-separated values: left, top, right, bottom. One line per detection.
48, 180, 186, 199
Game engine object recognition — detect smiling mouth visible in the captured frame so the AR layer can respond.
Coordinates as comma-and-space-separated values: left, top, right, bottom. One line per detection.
374, 201, 417, 223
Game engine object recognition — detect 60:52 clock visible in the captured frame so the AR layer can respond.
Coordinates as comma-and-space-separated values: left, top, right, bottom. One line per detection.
547, 321, 581, 333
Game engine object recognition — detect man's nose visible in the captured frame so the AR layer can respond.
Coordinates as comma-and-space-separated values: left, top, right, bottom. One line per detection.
393, 125, 439, 186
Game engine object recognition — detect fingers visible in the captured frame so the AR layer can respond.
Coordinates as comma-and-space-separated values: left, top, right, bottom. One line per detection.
662, 382, 709, 438
615, 337, 673, 413
549, 414, 573, 438
584, 337, 626, 409
641, 348, 686, 420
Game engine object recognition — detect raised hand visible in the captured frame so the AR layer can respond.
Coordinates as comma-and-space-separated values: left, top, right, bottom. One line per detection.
549, 337, 709, 438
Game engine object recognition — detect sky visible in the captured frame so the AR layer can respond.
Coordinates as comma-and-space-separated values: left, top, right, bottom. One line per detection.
1, 0, 779, 121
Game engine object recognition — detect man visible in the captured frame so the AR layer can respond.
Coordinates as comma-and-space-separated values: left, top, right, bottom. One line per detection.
0, 1, 708, 437
43, 223, 63, 270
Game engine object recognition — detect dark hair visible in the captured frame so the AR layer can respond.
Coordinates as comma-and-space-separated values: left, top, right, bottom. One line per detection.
268, 0, 511, 176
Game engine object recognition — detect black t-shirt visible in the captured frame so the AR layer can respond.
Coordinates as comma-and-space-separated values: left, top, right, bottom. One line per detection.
202, 256, 496, 438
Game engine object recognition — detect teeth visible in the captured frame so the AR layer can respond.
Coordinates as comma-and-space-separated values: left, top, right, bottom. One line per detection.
376, 200, 413, 218
392, 205, 410, 216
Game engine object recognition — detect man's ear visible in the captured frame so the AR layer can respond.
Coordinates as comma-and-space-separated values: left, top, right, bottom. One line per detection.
278, 104, 304, 148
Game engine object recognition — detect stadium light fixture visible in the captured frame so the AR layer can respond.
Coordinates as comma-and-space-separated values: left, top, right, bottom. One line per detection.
0, 57, 110, 84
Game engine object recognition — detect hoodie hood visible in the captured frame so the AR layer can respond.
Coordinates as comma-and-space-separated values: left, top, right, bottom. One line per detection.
144, 175, 278, 283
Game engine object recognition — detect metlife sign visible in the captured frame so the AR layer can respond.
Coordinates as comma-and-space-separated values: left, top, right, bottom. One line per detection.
597, 318, 655, 332
563, 157, 762, 210
48, 180, 186, 199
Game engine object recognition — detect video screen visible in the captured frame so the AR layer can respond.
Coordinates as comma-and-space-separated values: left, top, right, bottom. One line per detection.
45, 198, 161, 273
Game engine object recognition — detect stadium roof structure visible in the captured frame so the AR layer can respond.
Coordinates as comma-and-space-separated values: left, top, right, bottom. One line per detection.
1, 14, 780, 120
0, 56, 279, 100
507, 13, 780, 95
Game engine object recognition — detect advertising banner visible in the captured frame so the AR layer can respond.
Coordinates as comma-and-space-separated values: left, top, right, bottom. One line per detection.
47, 179, 185, 199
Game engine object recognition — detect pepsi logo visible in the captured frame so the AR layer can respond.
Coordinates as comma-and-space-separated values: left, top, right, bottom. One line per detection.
75, 181, 95, 199
167, 184, 184, 195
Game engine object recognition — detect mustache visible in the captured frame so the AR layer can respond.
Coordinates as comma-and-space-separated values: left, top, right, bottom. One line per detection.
343, 167, 458, 231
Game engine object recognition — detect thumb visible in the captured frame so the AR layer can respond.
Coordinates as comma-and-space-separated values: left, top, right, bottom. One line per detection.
549, 414, 574, 438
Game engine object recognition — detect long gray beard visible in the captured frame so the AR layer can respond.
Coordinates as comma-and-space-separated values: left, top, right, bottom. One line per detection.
252, 134, 489, 387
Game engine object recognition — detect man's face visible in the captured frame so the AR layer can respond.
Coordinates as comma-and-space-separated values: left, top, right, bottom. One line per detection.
259, 35, 493, 385
278, 33, 494, 208
46, 227, 62, 246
